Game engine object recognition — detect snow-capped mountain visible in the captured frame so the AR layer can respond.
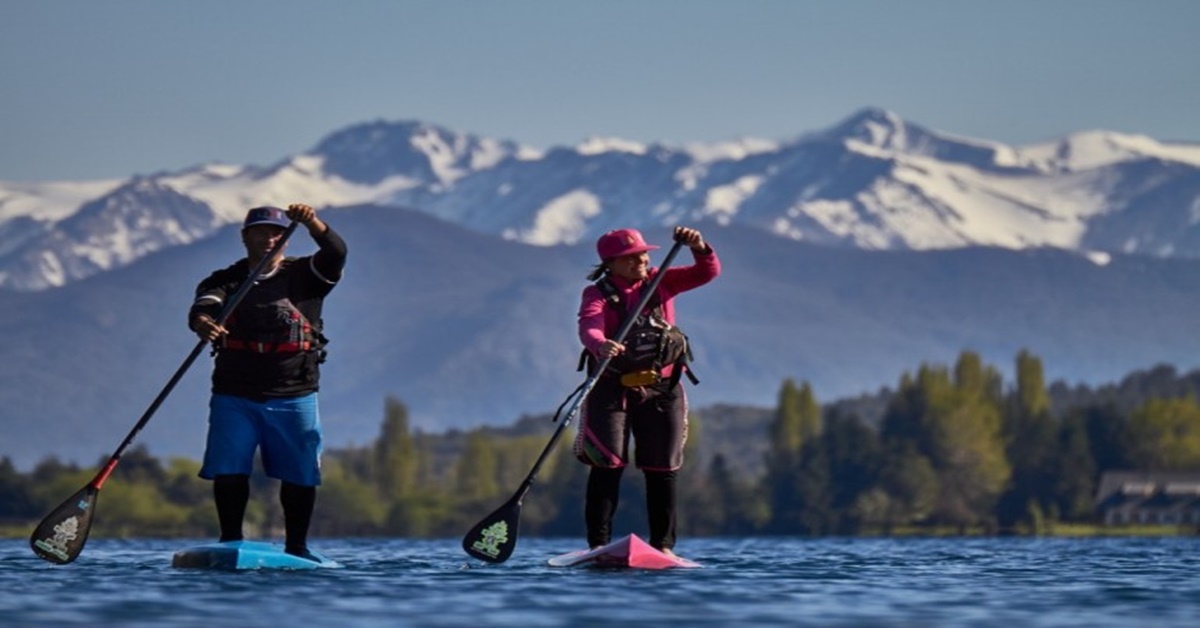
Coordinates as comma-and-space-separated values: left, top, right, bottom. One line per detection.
7, 205, 1200, 469
3, 107, 1200, 291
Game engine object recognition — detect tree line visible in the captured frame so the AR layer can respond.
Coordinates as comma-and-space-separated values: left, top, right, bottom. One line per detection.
3, 349, 1200, 539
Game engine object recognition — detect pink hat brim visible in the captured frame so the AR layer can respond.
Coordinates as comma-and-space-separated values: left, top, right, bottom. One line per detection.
603, 243, 659, 259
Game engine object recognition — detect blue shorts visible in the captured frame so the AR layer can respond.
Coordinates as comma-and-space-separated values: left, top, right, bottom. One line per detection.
199, 393, 323, 486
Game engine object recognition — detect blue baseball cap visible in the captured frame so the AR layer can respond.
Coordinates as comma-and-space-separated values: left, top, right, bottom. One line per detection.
243, 206, 290, 229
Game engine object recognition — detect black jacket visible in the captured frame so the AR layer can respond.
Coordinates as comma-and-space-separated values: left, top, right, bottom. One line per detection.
189, 226, 347, 399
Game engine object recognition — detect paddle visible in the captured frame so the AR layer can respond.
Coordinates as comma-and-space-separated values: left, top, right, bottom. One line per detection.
462, 237, 686, 564
29, 221, 300, 565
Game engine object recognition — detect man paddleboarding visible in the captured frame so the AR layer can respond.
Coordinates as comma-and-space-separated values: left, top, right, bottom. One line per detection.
188, 203, 347, 559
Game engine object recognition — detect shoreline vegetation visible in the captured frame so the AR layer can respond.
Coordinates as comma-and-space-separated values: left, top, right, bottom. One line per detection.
6, 349, 1200, 542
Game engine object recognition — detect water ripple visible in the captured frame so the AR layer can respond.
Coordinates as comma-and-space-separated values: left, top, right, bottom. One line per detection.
1, 537, 1198, 626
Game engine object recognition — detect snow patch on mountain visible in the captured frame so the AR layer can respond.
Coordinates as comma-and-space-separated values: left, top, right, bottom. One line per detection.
703, 175, 765, 224
0, 179, 124, 221
3, 107, 1200, 291
684, 138, 780, 163
160, 155, 424, 223
503, 189, 602, 245
576, 136, 648, 156
1019, 131, 1200, 172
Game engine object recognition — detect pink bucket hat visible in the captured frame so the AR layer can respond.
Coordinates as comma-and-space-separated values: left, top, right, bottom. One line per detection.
596, 228, 659, 260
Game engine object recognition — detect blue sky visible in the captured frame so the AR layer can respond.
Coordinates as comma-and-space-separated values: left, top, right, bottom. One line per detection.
2, 0, 1198, 181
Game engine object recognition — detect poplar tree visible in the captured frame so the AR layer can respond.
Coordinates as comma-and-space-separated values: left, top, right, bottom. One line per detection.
453, 430, 500, 502
998, 350, 1059, 527
769, 378, 820, 455
936, 352, 1009, 528
763, 378, 823, 532
374, 396, 417, 499
1014, 349, 1051, 418
1052, 414, 1097, 520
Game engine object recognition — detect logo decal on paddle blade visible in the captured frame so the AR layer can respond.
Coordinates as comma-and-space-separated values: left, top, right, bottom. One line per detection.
470, 521, 509, 558
33, 516, 80, 562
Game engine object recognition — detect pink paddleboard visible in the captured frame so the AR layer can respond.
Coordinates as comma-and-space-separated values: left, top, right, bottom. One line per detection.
547, 533, 700, 569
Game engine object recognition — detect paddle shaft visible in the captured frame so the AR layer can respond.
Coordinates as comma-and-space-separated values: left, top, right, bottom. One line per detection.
89, 221, 300, 490
508, 239, 686, 505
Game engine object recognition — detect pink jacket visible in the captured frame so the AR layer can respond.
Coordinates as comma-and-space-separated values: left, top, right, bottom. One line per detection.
577, 246, 721, 356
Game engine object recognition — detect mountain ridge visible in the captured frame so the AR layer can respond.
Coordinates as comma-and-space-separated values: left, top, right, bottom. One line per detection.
4, 107, 1200, 291
5, 205, 1200, 469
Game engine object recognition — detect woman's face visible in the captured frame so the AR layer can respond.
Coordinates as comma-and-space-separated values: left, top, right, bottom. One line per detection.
609, 251, 650, 281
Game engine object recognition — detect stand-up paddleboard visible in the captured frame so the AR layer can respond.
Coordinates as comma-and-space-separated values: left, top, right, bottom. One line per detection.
548, 534, 700, 569
171, 540, 339, 570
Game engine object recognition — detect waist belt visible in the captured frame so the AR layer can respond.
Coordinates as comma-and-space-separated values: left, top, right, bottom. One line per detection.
222, 339, 312, 353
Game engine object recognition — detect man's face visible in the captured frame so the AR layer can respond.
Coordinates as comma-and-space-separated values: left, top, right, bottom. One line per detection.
242, 225, 287, 260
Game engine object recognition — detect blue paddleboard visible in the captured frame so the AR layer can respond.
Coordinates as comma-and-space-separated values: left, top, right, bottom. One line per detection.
171, 540, 339, 570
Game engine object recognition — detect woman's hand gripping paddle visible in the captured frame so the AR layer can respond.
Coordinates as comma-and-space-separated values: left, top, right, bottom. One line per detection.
462, 237, 686, 564
29, 222, 299, 565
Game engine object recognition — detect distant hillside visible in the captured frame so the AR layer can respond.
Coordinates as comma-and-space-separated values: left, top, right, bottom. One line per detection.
4, 205, 1200, 469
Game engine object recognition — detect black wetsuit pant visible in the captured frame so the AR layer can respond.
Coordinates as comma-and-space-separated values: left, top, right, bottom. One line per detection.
578, 377, 687, 551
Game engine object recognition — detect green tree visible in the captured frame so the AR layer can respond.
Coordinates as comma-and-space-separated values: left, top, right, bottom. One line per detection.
313, 458, 386, 535
1081, 403, 1133, 472
788, 440, 834, 534
1014, 349, 1050, 418
763, 379, 823, 531
998, 350, 1059, 528
822, 412, 882, 533
769, 379, 821, 455
108, 445, 167, 486
1051, 413, 1098, 521
374, 396, 417, 499
94, 482, 192, 537
453, 430, 501, 503
0, 457, 36, 519
881, 354, 1010, 529
1127, 397, 1200, 470
877, 442, 940, 527
685, 452, 769, 536
937, 353, 1010, 528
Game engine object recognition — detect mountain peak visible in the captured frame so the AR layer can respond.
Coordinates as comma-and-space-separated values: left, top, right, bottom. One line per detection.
823, 107, 917, 149
309, 119, 524, 186
1018, 129, 1200, 171
575, 136, 648, 156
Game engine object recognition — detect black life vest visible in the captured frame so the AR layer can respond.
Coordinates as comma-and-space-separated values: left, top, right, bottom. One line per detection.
218, 264, 323, 355
220, 297, 319, 353
579, 277, 698, 388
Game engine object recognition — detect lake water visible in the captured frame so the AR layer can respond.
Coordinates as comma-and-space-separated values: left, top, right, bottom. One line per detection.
1, 536, 1197, 626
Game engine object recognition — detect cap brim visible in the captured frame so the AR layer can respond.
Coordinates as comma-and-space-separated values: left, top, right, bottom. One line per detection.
603, 244, 659, 259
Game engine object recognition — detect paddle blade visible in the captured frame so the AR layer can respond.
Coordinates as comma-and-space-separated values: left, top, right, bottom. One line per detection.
30, 484, 99, 565
461, 496, 522, 564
